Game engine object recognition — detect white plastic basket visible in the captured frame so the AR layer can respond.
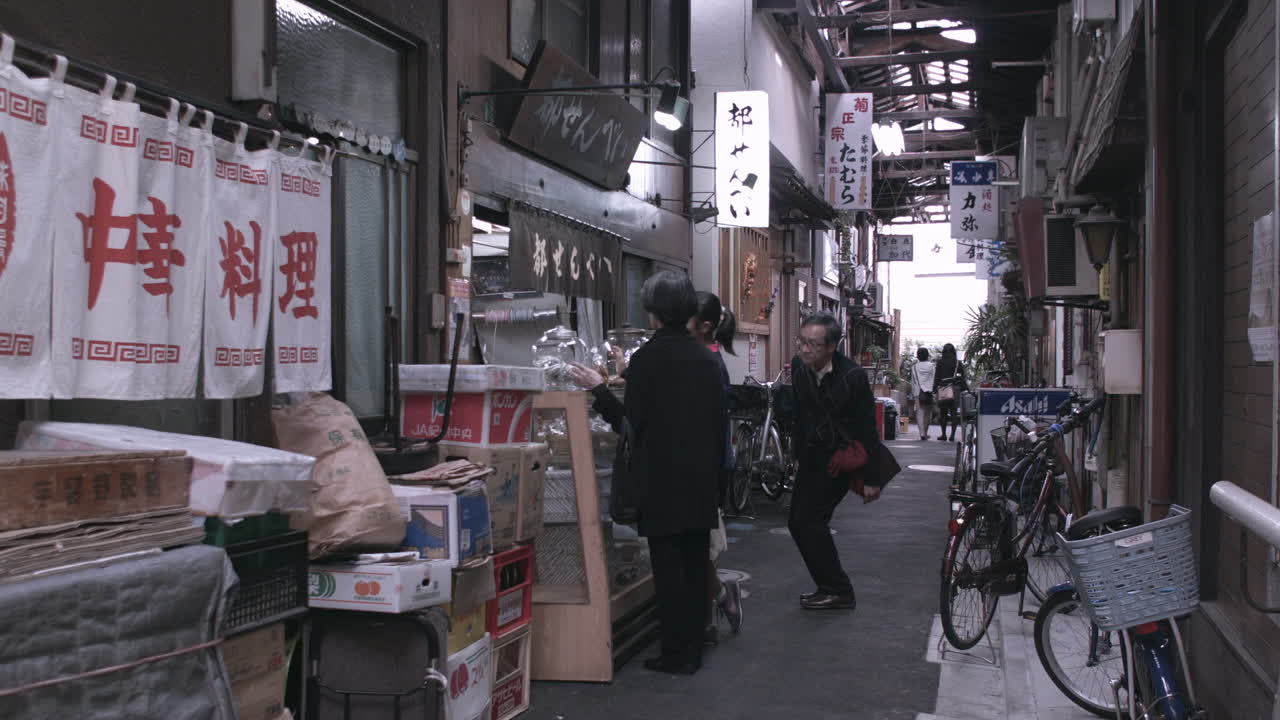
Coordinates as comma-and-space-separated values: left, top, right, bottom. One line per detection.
1059, 505, 1199, 632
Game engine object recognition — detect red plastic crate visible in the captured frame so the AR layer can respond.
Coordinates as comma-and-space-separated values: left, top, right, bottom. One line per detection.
486, 543, 533, 637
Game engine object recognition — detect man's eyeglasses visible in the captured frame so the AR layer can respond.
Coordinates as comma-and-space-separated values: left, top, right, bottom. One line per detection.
797, 337, 830, 350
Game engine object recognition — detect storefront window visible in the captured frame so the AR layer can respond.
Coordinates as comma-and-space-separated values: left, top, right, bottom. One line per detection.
277, 0, 404, 141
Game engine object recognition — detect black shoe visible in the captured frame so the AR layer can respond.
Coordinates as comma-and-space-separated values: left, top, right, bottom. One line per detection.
703, 624, 719, 646
800, 592, 856, 610
643, 656, 701, 675
800, 589, 822, 602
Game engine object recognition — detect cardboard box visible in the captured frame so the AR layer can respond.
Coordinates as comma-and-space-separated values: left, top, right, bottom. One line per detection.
437, 444, 523, 550
0, 450, 192, 532
444, 556, 498, 653
517, 444, 548, 542
447, 634, 493, 720
401, 390, 536, 446
490, 625, 532, 720
308, 558, 451, 613
392, 481, 493, 566
15, 421, 314, 517
221, 623, 287, 720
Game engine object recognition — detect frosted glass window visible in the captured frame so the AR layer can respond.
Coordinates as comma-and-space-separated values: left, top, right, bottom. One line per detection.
338, 156, 389, 418
509, 0, 590, 68
277, 0, 404, 140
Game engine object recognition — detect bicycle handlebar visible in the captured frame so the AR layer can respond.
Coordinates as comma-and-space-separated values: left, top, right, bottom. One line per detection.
1010, 395, 1106, 476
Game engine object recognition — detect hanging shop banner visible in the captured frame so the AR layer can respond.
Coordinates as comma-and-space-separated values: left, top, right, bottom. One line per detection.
876, 234, 913, 262
507, 43, 648, 191
715, 90, 769, 227
508, 205, 620, 301
0, 47, 62, 398
823, 93, 873, 211
950, 161, 999, 240
975, 240, 1008, 281
272, 151, 333, 392
204, 137, 276, 398
51, 82, 209, 399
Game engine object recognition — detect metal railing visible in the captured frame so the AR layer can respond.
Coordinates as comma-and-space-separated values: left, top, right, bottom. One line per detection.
1209, 481, 1280, 613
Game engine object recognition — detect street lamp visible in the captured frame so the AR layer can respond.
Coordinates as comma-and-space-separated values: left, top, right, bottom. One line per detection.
458, 79, 689, 131
1074, 204, 1125, 271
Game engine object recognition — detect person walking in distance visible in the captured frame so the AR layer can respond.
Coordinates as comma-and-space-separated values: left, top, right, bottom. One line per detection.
911, 347, 937, 440
788, 313, 883, 610
933, 343, 966, 443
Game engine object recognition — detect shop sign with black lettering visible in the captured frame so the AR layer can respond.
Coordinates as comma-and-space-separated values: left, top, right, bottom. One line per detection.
509, 207, 621, 301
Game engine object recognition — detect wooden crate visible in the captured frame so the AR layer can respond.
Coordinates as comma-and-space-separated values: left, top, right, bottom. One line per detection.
490, 625, 532, 720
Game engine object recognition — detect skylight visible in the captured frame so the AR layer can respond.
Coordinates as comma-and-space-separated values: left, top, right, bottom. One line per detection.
942, 28, 977, 44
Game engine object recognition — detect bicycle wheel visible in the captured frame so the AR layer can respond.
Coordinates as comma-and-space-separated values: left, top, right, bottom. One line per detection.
1022, 505, 1072, 603
940, 505, 1001, 650
759, 426, 788, 501
952, 442, 964, 489
1034, 589, 1128, 718
728, 423, 755, 513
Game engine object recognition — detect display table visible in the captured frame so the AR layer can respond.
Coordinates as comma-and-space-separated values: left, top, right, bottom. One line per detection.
528, 391, 656, 683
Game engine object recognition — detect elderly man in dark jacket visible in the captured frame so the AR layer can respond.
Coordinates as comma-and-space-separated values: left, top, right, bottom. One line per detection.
788, 312, 883, 610
568, 271, 726, 675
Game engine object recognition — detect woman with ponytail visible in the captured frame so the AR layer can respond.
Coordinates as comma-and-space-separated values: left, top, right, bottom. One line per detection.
688, 291, 744, 644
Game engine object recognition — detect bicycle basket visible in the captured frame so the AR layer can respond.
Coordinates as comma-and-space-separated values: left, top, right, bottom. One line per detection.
729, 384, 769, 414
960, 392, 978, 419
1058, 505, 1198, 632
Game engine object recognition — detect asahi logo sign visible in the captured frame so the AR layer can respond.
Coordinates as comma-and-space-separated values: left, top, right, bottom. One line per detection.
999, 394, 1050, 415
979, 390, 1073, 417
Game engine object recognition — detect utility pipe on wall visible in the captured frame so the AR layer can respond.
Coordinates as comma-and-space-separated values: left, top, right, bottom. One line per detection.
1144, 0, 1176, 520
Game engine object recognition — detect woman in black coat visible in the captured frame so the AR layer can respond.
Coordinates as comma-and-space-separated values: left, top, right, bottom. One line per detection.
568, 271, 727, 675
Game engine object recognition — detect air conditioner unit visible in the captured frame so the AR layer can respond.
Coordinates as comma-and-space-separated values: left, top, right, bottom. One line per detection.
1073, 0, 1117, 32
865, 281, 885, 315
1019, 117, 1068, 200
1043, 215, 1099, 297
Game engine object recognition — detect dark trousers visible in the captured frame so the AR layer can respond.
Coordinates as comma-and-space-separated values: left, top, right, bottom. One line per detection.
647, 529, 710, 663
938, 401, 958, 439
788, 451, 854, 596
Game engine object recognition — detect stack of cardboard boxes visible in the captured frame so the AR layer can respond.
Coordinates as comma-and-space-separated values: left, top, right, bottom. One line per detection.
305, 365, 549, 720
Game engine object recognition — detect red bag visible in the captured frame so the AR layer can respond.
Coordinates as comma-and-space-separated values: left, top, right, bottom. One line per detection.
799, 367, 877, 497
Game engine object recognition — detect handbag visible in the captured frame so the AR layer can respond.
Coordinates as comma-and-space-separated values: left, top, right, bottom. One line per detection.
798, 367, 898, 496
608, 417, 639, 525
937, 384, 956, 404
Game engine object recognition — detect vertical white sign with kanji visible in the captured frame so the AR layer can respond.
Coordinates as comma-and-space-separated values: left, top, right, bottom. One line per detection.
824, 93, 873, 210
272, 152, 332, 392
52, 82, 209, 399
715, 91, 769, 227
950, 161, 999, 241
0, 46, 62, 398
204, 138, 276, 398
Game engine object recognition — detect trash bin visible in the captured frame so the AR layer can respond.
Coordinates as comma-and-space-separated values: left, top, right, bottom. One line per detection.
884, 404, 898, 441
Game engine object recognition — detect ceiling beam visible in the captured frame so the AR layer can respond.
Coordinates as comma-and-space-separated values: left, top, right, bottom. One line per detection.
858, 82, 979, 96
874, 108, 982, 121
818, 7, 1057, 28
795, 0, 849, 91
876, 168, 950, 180
837, 49, 988, 68
874, 149, 976, 162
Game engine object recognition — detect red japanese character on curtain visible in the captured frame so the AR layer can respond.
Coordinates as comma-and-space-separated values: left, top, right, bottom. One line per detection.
277, 230, 318, 319
218, 219, 261, 323
77, 178, 184, 312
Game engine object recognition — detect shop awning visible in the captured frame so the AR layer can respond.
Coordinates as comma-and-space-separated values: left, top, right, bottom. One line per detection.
1069, 7, 1146, 193
770, 144, 838, 228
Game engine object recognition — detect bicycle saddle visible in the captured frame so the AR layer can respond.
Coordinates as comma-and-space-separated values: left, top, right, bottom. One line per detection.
979, 461, 1018, 482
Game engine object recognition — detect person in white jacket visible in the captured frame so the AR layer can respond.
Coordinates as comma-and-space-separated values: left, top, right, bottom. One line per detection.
911, 347, 937, 440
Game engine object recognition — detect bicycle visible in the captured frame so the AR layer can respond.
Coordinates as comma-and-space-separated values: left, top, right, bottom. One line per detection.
1036, 505, 1205, 719
950, 387, 979, 492
726, 369, 795, 513
940, 394, 1103, 651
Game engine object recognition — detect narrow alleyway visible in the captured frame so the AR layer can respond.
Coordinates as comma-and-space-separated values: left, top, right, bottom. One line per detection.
529, 436, 953, 720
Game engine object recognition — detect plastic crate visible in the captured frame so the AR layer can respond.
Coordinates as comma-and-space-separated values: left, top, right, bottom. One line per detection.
204, 512, 291, 547
224, 530, 309, 635
1059, 505, 1198, 632
486, 544, 533, 637
490, 624, 531, 720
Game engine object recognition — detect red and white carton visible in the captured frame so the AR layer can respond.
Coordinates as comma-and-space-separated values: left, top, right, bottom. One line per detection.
400, 365, 543, 446
447, 633, 493, 720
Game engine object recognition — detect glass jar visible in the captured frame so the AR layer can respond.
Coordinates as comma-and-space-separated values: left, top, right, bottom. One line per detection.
601, 326, 648, 377
532, 325, 590, 390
